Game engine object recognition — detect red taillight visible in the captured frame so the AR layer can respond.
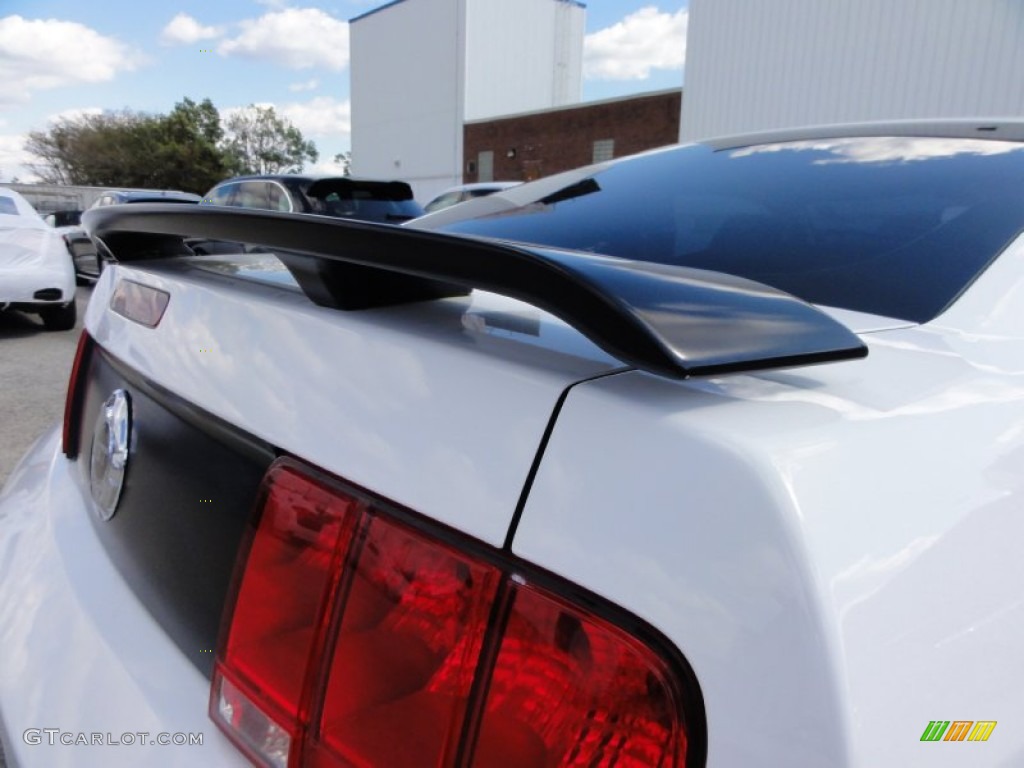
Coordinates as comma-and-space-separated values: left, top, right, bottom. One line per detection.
62, 330, 93, 458
306, 514, 500, 767
212, 459, 702, 768
213, 464, 360, 767
472, 585, 686, 767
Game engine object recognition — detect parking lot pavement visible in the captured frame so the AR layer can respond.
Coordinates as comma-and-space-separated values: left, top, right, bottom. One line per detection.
0, 285, 92, 489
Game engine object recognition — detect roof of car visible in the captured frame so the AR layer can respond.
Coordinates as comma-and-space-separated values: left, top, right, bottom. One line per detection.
108, 190, 202, 203
702, 117, 1024, 150
444, 182, 521, 192
217, 174, 408, 185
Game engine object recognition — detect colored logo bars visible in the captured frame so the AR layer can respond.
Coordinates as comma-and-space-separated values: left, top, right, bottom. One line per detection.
921, 721, 997, 742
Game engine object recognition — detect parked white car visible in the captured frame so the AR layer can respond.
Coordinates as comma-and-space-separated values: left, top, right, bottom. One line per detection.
1, 120, 1023, 767
0, 187, 76, 330
422, 181, 521, 214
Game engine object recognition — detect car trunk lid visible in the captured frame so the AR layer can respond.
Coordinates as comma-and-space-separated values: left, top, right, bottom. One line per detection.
70, 261, 621, 674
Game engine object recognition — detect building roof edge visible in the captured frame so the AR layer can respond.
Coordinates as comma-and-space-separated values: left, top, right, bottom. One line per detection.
464, 87, 682, 125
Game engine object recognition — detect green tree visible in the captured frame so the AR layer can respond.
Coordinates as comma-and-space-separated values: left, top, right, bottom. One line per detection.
26, 110, 170, 188
26, 106, 230, 192
172, 97, 224, 146
24, 98, 314, 193
332, 151, 352, 176
154, 98, 231, 191
221, 105, 318, 175
25, 118, 81, 185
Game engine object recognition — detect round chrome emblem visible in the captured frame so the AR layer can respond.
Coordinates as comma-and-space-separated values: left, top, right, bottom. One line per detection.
89, 389, 131, 521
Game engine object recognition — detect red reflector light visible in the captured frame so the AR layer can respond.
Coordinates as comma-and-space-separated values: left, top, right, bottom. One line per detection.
62, 330, 92, 458
212, 459, 703, 768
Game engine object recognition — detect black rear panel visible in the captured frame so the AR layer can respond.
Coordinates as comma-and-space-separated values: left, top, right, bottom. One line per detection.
74, 346, 275, 676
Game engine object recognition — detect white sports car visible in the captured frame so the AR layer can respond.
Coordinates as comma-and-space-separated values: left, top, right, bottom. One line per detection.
0, 187, 77, 331
0, 120, 1021, 767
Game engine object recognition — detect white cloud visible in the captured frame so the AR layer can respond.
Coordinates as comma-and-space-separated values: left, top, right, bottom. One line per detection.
584, 6, 687, 81
0, 134, 36, 181
46, 107, 104, 125
222, 97, 350, 139
733, 137, 1024, 165
0, 16, 142, 104
218, 9, 349, 71
307, 158, 350, 176
279, 97, 351, 138
220, 102, 274, 125
160, 13, 224, 46
289, 78, 320, 92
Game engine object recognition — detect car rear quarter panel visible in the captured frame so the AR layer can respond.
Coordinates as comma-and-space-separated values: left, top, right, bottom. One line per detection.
0, 428, 249, 768
513, 332, 1024, 766
933, 231, 1024, 339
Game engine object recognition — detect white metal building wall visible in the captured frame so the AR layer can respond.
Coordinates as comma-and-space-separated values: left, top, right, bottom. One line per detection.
681, 0, 1024, 141
463, 0, 584, 121
350, 0, 584, 203
350, 0, 466, 202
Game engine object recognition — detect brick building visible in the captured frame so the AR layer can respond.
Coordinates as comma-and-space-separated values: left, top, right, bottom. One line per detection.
463, 88, 682, 183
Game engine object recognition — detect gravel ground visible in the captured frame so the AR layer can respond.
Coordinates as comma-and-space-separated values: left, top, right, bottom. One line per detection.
0, 285, 91, 489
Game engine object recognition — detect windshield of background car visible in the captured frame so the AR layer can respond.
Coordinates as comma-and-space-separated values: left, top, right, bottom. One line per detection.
438, 137, 1024, 323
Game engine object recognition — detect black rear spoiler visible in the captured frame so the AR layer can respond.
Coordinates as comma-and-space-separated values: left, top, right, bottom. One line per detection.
83, 204, 867, 379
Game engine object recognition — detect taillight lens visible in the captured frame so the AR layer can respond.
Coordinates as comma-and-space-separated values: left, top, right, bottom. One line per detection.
212, 459, 702, 768
307, 515, 500, 767
472, 585, 686, 767
62, 330, 93, 458
214, 464, 360, 767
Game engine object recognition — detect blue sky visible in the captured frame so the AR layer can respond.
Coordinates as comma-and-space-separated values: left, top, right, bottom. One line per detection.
0, 1, 688, 180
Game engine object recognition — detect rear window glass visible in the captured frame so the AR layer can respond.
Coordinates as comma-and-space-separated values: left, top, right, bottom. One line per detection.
303, 190, 419, 221
440, 138, 1024, 323
304, 182, 423, 223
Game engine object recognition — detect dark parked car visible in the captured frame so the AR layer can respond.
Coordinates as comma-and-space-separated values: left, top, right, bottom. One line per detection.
202, 175, 423, 223
63, 190, 201, 281
191, 175, 424, 256
43, 209, 83, 228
